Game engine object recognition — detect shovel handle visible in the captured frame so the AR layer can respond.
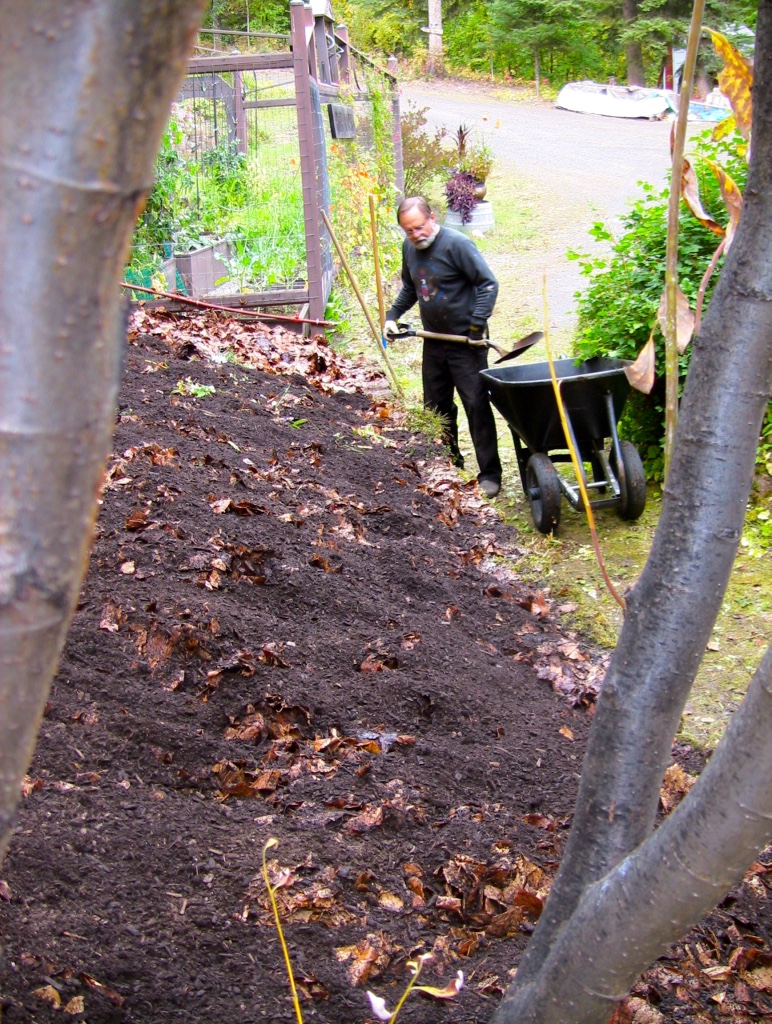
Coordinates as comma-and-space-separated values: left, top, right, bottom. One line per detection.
394, 323, 541, 362
415, 328, 492, 351
415, 329, 472, 343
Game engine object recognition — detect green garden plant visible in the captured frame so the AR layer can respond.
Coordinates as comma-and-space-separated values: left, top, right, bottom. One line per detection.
570, 127, 749, 480
449, 122, 494, 182
399, 102, 448, 198
172, 377, 215, 398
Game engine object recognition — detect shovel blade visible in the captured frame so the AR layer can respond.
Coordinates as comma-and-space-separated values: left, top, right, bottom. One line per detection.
493, 331, 543, 364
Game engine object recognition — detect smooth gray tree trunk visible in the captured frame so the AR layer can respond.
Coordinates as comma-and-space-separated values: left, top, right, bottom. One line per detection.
494, 1, 772, 1019
496, 649, 772, 1024
0, 0, 208, 864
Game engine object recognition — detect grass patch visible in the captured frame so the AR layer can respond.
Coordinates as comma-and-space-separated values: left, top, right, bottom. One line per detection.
493, 445, 770, 749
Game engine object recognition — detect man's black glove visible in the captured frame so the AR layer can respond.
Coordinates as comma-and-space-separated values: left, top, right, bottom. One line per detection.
467, 323, 488, 346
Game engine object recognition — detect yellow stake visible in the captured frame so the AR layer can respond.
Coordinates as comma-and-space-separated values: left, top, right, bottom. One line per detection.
369, 194, 387, 333
262, 839, 305, 1024
541, 275, 626, 611
320, 208, 404, 398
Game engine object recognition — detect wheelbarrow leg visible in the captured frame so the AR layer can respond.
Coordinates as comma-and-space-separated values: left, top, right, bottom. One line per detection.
510, 428, 530, 493
604, 391, 647, 520
604, 391, 626, 493
558, 402, 591, 492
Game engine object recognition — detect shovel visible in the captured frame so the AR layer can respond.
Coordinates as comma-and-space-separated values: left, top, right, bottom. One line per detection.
391, 324, 543, 364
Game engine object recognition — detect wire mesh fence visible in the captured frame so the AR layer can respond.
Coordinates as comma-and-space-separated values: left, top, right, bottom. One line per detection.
125, 13, 402, 322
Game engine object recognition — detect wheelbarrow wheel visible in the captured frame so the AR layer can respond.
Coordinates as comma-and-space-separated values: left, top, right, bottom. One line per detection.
526, 454, 561, 533
610, 440, 647, 520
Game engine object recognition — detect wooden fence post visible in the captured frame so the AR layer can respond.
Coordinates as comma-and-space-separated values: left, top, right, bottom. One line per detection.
388, 62, 404, 197
291, 0, 330, 325
336, 24, 350, 85
234, 69, 247, 154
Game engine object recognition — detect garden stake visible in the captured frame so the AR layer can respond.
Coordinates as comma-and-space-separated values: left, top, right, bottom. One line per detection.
262, 839, 305, 1024
119, 281, 336, 328
368, 194, 387, 334
320, 209, 404, 398
541, 274, 626, 611
663, 0, 707, 478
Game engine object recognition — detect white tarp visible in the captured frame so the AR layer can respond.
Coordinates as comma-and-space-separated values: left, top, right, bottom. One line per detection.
556, 81, 675, 119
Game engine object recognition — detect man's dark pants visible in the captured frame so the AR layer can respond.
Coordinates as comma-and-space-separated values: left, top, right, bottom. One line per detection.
421, 340, 502, 483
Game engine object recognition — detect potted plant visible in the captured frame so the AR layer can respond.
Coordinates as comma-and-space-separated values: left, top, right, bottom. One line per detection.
459, 141, 493, 198
444, 172, 480, 224
444, 124, 495, 228
173, 232, 232, 296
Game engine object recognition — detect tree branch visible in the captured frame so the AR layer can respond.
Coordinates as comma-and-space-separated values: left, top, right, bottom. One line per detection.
496, 646, 772, 1024
495, 0, 772, 1015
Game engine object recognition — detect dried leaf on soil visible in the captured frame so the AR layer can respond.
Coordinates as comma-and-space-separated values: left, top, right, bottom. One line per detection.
309, 553, 342, 574
34, 986, 61, 1008
80, 973, 125, 1007
660, 763, 697, 813
335, 931, 397, 986
343, 805, 384, 833
64, 994, 86, 1015
415, 970, 465, 1000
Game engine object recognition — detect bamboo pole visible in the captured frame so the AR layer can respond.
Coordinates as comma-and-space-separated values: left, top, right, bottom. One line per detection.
663, 0, 706, 479
368, 194, 387, 332
320, 208, 404, 398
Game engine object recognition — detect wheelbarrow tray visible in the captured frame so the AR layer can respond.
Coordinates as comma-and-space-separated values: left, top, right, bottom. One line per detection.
481, 356, 632, 456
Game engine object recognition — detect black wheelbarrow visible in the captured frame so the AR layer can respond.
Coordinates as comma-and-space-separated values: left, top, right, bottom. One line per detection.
481, 356, 647, 533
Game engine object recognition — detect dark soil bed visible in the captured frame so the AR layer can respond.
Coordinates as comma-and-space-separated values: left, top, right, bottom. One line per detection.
0, 313, 769, 1024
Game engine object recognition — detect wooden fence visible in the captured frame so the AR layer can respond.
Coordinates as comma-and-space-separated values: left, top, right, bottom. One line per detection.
147, 2, 403, 327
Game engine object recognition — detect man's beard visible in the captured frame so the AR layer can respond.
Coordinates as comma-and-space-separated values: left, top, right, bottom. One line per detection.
413, 223, 440, 249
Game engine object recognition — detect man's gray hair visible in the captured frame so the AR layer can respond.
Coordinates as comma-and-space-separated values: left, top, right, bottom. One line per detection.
397, 196, 433, 223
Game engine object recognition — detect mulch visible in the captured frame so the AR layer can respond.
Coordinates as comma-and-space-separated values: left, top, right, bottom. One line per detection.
0, 311, 769, 1024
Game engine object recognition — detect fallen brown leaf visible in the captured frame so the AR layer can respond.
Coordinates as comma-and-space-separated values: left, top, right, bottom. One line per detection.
378, 891, 404, 912
80, 973, 125, 1007
64, 995, 85, 1015
343, 805, 384, 833
125, 508, 149, 531
33, 986, 61, 1008
660, 763, 697, 814
309, 553, 342, 574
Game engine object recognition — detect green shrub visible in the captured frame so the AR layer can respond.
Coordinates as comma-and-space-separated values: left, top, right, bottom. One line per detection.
570, 128, 750, 481
400, 102, 448, 198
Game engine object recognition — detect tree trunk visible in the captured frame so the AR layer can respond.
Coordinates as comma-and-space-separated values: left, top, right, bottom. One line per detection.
0, 0, 208, 865
496, 647, 772, 1024
623, 0, 646, 85
427, 0, 444, 76
534, 48, 541, 98
493, 1, 772, 1019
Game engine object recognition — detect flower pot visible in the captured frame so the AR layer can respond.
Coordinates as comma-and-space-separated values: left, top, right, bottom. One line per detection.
174, 239, 231, 297
444, 201, 495, 235
473, 181, 487, 201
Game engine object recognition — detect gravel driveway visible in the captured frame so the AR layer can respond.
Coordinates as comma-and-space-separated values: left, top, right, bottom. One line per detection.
401, 81, 677, 342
